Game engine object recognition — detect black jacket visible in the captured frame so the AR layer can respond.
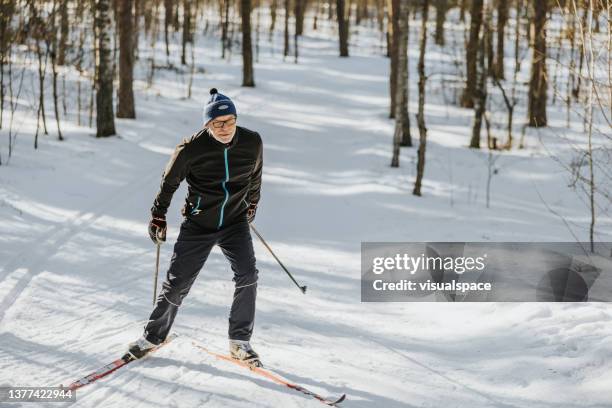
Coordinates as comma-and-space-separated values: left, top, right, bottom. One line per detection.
151, 126, 263, 231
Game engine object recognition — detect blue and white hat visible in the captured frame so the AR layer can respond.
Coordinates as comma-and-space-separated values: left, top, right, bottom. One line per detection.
203, 88, 237, 124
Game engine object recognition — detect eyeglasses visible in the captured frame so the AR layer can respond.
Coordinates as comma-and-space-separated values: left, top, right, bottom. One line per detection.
211, 117, 237, 129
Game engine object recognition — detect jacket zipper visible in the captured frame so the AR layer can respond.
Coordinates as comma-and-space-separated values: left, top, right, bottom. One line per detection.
218, 148, 230, 229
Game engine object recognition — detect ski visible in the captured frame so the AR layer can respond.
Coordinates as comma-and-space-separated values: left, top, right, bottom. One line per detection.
64, 333, 178, 391
192, 341, 346, 406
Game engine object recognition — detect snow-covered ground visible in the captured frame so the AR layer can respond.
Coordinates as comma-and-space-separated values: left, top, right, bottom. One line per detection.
1, 12, 611, 408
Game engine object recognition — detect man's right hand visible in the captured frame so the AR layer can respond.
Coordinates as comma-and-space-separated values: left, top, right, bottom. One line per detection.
148, 216, 167, 244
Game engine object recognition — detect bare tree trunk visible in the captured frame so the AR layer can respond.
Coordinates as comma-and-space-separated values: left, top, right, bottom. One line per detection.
337, 0, 349, 56
484, 5, 495, 79
401, 12, 411, 147
391, 0, 409, 167
494, 0, 507, 80
241, 0, 255, 86
0, 0, 16, 130
284, 0, 290, 57
173, 0, 180, 32
388, 0, 397, 118
117, 0, 135, 118
96, 0, 116, 137
296, 0, 306, 35
573, 6, 588, 99
50, 0, 63, 141
30, 1, 49, 146
527, 0, 548, 127
223, 0, 230, 58
461, 0, 483, 108
470, 5, 489, 149
181, 0, 192, 65
459, 0, 466, 22
89, 2, 97, 128
567, 5, 576, 125
491, 0, 522, 150
586, 0, 596, 251
133, 0, 140, 60
35, 32, 50, 146
571, 0, 599, 250
270, 0, 278, 40
255, 0, 261, 61
164, 0, 172, 59
111, 0, 118, 82
413, 0, 429, 196
58, 0, 69, 66
295, 0, 301, 63
434, 0, 447, 46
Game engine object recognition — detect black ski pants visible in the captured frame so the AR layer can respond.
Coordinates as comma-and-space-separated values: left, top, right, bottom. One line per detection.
144, 218, 258, 344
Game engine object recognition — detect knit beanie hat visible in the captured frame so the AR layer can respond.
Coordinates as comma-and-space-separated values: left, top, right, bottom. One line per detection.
203, 88, 237, 124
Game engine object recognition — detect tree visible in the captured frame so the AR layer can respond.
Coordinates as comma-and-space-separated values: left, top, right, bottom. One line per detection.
164, 0, 172, 60
49, 0, 63, 141
133, 0, 140, 61
494, 0, 508, 80
32, 2, 49, 147
527, 0, 547, 127
460, 0, 484, 108
391, 0, 410, 167
96, 0, 116, 137
470, 4, 489, 149
284, 0, 290, 57
241, 0, 255, 86
57, 0, 69, 66
295, 0, 302, 63
295, 0, 307, 35
117, 0, 135, 118
222, 0, 230, 58
181, 0, 192, 65
413, 0, 429, 196
337, 0, 349, 56
388, 0, 398, 118
434, 0, 447, 46
0, 0, 15, 131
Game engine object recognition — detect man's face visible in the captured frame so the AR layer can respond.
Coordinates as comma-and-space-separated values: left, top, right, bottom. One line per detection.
207, 114, 237, 143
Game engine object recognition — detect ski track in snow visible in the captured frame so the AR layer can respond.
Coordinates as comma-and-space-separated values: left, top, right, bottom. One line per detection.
0, 167, 160, 324
1, 15, 612, 408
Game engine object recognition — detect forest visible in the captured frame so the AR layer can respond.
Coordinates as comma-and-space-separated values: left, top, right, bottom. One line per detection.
1, 2, 612, 407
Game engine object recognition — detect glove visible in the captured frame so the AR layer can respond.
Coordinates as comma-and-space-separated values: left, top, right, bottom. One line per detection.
246, 203, 257, 224
148, 216, 167, 243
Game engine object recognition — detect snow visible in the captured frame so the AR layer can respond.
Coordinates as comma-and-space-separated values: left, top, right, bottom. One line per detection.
1, 10, 611, 408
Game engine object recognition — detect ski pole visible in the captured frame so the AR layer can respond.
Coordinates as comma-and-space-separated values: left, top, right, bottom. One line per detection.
249, 224, 307, 294
153, 241, 161, 305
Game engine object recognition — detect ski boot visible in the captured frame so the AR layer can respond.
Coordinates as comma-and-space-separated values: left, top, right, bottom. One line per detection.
229, 340, 262, 368
126, 336, 157, 360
